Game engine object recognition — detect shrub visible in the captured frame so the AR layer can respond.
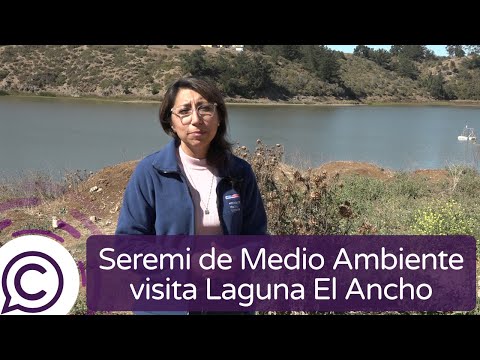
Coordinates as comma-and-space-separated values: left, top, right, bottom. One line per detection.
38, 91, 56, 97
388, 172, 430, 198
336, 175, 386, 214
234, 140, 353, 235
0, 70, 9, 80
411, 199, 475, 236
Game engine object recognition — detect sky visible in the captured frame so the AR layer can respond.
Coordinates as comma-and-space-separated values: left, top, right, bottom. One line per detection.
326, 45, 448, 57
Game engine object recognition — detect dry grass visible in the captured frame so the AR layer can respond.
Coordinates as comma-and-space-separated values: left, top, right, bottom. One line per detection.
2, 145, 480, 314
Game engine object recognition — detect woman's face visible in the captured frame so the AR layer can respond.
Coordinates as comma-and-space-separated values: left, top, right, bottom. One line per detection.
171, 88, 220, 159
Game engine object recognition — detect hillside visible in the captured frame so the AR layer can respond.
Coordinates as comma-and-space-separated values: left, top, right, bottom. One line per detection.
1, 45, 479, 104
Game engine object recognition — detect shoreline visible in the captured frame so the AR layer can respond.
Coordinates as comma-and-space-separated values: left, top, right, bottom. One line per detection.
3, 92, 480, 108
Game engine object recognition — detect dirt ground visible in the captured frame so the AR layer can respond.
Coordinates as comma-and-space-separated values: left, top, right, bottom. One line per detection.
316, 161, 395, 180
0, 160, 138, 258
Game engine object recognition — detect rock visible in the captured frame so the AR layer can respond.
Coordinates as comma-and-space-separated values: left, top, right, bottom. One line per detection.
89, 186, 98, 193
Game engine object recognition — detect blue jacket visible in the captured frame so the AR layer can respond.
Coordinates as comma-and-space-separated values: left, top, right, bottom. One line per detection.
116, 140, 267, 235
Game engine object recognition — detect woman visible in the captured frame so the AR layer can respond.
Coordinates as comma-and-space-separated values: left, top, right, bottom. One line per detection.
115, 77, 266, 314
116, 76, 267, 237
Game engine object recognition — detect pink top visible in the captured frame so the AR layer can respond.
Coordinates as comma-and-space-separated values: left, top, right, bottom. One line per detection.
177, 146, 223, 235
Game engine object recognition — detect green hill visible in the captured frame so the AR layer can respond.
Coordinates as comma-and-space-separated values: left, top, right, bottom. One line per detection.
1, 45, 479, 103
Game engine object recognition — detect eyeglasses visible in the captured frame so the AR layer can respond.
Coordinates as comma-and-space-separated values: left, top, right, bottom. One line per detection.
171, 102, 217, 125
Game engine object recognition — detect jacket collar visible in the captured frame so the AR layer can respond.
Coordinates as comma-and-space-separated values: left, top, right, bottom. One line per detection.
151, 139, 232, 178
152, 139, 181, 173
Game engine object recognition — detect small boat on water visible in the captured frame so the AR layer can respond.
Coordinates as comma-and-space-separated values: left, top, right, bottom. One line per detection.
458, 126, 477, 141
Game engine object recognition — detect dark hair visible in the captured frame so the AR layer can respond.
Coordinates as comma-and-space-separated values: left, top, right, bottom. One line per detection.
159, 77, 232, 168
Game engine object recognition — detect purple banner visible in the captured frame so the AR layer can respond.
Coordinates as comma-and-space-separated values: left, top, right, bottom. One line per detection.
86, 235, 476, 312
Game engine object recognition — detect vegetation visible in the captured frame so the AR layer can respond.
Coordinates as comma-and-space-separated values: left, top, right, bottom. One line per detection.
1, 143, 479, 314
234, 142, 480, 250
233, 142, 480, 314
1, 45, 480, 103
411, 199, 475, 236
235, 141, 354, 235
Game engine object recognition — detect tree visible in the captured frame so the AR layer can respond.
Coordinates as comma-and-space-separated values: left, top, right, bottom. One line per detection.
371, 49, 392, 69
390, 45, 403, 56
353, 46, 392, 70
401, 45, 428, 61
180, 48, 215, 77
353, 45, 371, 58
463, 54, 480, 69
245, 45, 264, 52
263, 45, 302, 62
281, 45, 302, 61
221, 52, 273, 98
424, 73, 447, 99
311, 46, 340, 82
463, 45, 480, 55
446, 45, 465, 57
445, 45, 479, 56
396, 55, 419, 80
389, 45, 430, 62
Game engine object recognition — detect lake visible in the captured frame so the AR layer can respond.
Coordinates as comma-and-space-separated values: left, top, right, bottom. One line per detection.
1, 96, 480, 177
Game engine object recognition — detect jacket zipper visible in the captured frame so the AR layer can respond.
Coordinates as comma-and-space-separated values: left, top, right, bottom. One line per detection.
162, 170, 195, 235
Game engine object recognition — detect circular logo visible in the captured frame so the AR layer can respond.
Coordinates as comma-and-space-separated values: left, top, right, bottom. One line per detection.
0, 235, 80, 315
